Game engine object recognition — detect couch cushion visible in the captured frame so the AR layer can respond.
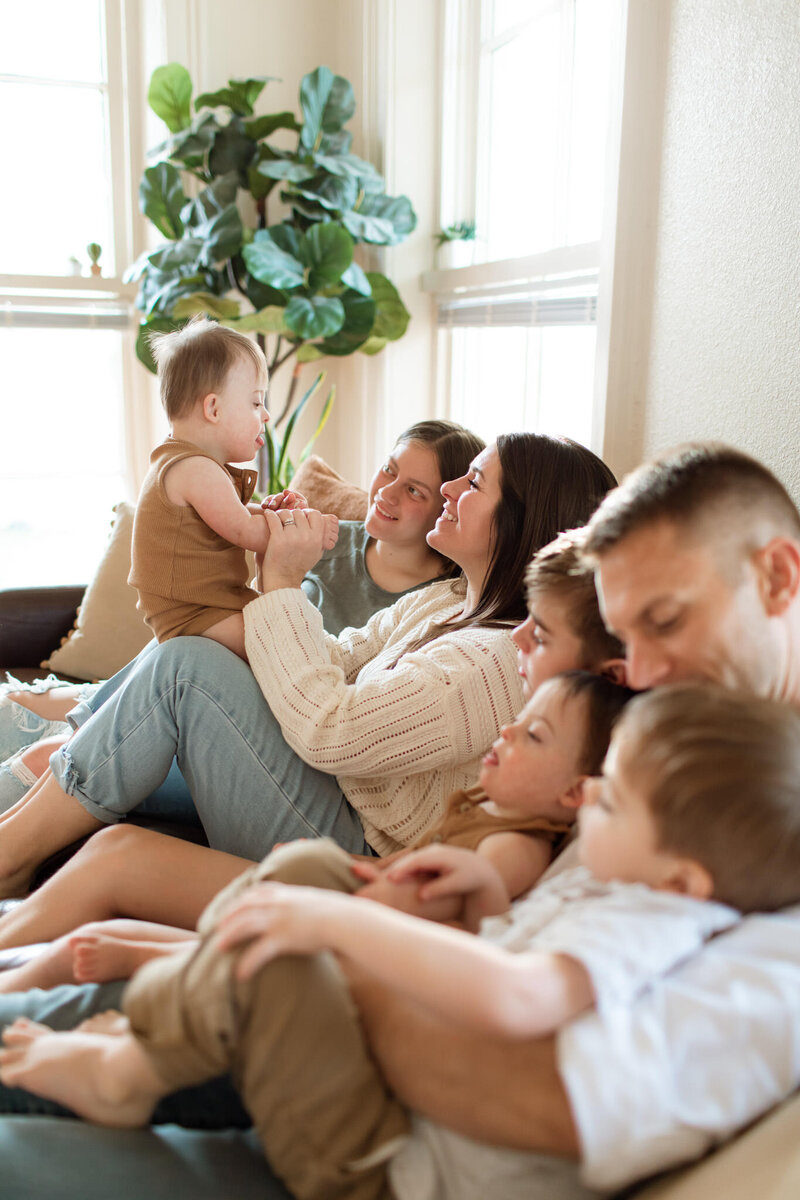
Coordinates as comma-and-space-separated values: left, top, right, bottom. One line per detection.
42, 503, 152, 682
288, 455, 369, 521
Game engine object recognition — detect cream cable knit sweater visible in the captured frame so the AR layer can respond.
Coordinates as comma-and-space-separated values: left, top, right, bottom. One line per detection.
244, 579, 523, 855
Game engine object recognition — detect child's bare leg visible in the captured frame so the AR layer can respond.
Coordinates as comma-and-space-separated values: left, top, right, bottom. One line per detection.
0, 1022, 169, 1128
0, 933, 78, 994
6, 687, 83, 722
70, 920, 198, 984
0, 824, 252, 949
0, 737, 71, 826
200, 614, 247, 661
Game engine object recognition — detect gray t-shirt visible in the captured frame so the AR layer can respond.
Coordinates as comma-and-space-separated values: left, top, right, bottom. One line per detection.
301, 521, 441, 635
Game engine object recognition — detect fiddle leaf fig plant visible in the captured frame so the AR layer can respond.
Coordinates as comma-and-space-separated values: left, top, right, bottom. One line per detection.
127, 63, 415, 490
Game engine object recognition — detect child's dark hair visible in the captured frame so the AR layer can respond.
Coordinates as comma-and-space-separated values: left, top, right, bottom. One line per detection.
525, 529, 624, 666
554, 671, 635, 775
613, 684, 800, 913
149, 316, 268, 422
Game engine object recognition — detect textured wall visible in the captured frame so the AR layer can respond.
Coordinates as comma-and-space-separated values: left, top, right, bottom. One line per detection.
638, 0, 800, 497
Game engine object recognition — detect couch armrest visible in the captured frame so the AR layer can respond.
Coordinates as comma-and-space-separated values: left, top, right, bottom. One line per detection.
0, 586, 86, 670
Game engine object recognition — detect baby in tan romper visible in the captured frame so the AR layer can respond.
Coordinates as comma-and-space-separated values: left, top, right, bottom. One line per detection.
129, 316, 337, 661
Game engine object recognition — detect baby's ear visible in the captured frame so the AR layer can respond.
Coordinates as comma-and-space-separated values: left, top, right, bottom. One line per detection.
561, 777, 589, 810
660, 857, 714, 901
202, 392, 220, 422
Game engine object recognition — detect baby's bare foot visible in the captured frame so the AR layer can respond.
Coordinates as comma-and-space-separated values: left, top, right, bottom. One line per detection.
76, 1010, 130, 1037
70, 933, 178, 984
2, 1017, 54, 1047
0, 1029, 167, 1127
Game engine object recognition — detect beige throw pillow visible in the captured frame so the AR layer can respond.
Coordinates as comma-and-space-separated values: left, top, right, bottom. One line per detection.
288, 455, 369, 521
43, 503, 152, 682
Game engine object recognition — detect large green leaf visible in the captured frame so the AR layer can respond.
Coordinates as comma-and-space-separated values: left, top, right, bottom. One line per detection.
318, 129, 353, 155
284, 193, 328, 223
135, 265, 207, 315
256, 160, 317, 184
244, 111, 300, 140
148, 64, 193, 132
318, 289, 375, 356
314, 153, 382, 189
195, 76, 276, 117
139, 163, 187, 239
300, 222, 353, 288
266, 224, 302, 260
358, 335, 388, 356
285, 295, 344, 339
179, 172, 238, 227
296, 343, 325, 363
367, 272, 410, 340
194, 204, 244, 266
209, 119, 257, 182
357, 193, 417, 244
172, 292, 242, 320
243, 269, 286, 311
147, 239, 206, 272
292, 172, 358, 214
340, 260, 371, 296
135, 316, 186, 372
224, 308, 290, 335
155, 111, 220, 171
243, 230, 305, 289
341, 211, 394, 244
299, 67, 355, 152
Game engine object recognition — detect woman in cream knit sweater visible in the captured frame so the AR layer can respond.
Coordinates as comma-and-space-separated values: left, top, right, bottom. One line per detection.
0, 434, 615, 942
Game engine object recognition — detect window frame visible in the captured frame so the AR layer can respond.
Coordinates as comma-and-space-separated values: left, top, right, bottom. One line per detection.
426, 0, 627, 453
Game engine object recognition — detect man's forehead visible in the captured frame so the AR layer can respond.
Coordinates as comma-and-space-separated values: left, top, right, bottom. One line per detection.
595, 522, 712, 612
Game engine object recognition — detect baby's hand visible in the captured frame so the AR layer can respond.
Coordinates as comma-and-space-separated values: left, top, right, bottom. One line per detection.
387, 845, 505, 904
322, 512, 339, 550
262, 490, 309, 512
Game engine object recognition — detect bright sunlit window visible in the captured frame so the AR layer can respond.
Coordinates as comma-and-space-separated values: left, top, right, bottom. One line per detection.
432, 0, 621, 448
0, 0, 140, 588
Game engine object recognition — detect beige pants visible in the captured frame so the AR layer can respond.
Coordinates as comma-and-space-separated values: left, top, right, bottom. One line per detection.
123, 840, 408, 1200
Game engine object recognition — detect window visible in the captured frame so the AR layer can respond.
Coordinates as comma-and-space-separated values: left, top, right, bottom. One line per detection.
0, 0, 148, 587
428, 0, 622, 448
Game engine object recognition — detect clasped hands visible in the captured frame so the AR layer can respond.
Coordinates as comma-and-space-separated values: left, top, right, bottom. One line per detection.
255, 489, 339, 592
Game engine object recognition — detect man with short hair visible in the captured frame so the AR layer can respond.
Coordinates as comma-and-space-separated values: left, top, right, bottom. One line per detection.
582, 442, 800, 700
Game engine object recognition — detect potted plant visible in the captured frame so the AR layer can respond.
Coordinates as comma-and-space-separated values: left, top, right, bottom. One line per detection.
126, 64, 416, 490
434, 220, 476, 270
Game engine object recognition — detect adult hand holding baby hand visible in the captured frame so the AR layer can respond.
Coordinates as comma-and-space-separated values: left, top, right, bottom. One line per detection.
257, 507, 338, 591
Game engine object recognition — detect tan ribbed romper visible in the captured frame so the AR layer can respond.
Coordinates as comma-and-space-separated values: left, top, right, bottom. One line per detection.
128, 437, 259, 641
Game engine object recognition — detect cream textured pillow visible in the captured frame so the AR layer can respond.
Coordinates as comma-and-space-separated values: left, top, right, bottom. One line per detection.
43, 502, 152, 682
288, 455, 369, 521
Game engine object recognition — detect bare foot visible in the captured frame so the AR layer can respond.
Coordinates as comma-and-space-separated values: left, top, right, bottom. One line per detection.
1, 1017, 54, 1047
70, 933, 189, 984
76, 1010, 130, 1037
0, 1026, 168, 1127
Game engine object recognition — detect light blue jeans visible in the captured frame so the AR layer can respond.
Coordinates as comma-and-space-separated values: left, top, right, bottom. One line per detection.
50, 637, 370, 859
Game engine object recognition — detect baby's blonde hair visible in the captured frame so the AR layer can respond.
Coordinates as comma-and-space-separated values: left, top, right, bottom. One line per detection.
149, 316, 268, 422
615, 684, 800, 912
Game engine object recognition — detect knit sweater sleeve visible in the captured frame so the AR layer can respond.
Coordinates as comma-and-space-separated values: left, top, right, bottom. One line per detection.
243, 585, 521, 780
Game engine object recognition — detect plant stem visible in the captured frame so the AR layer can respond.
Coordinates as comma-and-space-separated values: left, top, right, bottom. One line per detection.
269, 335, 284, 371
273, 362, 303, 429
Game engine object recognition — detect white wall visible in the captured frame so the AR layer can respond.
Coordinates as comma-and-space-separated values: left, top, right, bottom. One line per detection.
604, 0, 800, 498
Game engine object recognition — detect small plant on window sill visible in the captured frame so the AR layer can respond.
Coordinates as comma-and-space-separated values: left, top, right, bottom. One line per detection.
87, 243, 102, 277
434, 221, 476, 270
125, 63, 416, 491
